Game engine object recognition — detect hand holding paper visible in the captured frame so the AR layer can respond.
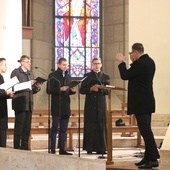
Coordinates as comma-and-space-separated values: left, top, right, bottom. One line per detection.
6, 90, 15, 98
0, 76, 19, 90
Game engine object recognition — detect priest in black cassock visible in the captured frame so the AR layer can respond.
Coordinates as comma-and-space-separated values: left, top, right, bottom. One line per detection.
80, 57, 110, 154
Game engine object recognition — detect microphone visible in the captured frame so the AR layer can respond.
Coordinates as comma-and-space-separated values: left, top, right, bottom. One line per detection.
34, 66, 49, 77
35, 66, 61, 93
34, 66, 48, 70
34, 67, 54, 74
34, 66, 59, 83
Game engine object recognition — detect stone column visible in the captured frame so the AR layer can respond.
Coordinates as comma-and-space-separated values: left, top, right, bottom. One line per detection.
0, 0, 22, 117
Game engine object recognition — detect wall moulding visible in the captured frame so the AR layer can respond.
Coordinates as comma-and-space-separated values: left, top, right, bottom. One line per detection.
22, 26, 33, 39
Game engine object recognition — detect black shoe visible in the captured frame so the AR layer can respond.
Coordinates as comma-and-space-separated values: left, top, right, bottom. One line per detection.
96, 151, 107, 154
59, 150, 73, 155
87, 151, 92, 154
51, 150, 56, 154
138, 160, 159, 169
135, 158, 147, 166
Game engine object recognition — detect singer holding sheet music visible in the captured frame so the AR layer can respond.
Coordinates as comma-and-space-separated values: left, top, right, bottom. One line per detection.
79, 58, 110, 154
10, 55, 43, 150
46, 58, 76, 155
0, 58, 14, 147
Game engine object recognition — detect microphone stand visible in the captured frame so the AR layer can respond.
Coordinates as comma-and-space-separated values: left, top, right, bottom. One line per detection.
34, 67, 54, 153
76, 76, 87, 157
47, 78, 51, 153
69, 80, 81, 157
47, 74, 61, 153
70, 77, 87, 157
94, 72, 107, 159
78, 83, 81, 157
98, 123, 107, 159
46, 75, 62, 154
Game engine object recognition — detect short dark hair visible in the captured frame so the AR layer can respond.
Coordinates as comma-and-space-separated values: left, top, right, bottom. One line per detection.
57, 57, 67, 64
132, 43, 144, 53
18, 55, 30, 62
92, 57, 101, 63
0, 58, 6, 63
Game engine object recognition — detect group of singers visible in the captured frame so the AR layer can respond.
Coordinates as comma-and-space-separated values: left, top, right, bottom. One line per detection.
0, 43, 160, 169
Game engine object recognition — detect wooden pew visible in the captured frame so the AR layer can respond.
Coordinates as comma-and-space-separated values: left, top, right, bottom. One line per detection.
7, 109, 141, 150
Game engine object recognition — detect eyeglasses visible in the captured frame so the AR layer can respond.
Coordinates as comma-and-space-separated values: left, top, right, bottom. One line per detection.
129, 51, 135, 55
93, 63, 101, 65
22, 61, 31, 64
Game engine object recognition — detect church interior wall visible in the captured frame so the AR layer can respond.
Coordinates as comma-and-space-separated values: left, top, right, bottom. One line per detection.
26, 0, 170, 116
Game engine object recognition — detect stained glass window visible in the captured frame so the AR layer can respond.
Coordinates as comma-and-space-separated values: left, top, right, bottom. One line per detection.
54, 0, 101, 78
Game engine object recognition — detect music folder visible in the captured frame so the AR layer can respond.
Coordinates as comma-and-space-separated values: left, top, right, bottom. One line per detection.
69, 76, 87, 88
69, 80, 80, 88
98, 84, 127, 91
35, 77, 47, 84
87, 79, 102, 87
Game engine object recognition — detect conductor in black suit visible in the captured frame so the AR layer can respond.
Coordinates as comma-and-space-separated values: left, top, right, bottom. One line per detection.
115, 43, 160, 169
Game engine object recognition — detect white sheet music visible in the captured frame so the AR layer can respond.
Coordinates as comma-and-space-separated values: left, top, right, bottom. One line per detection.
0, 76, 19, 90
13, 80, 32, 92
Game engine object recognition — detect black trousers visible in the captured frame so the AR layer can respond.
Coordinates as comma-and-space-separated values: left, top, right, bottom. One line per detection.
0, 130, 6, 147
135, 113, 160, 161
14, 111, 32, 150
50, 116, 69, 152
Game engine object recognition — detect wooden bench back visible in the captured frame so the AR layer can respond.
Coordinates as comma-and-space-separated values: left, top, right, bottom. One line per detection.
7, 106, 141, 150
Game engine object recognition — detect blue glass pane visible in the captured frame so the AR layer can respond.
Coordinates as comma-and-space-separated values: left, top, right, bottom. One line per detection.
92, 48, 100, 58
55, 18, 64, 46
55, 0, 69, 16
86, 19, 99, 47
86, 0, 99, 17
86, 48, 99, 73
91, 19, 99, 47
70, 48, 85, 77
55, 47, 69, 69
85, 48, 92, 73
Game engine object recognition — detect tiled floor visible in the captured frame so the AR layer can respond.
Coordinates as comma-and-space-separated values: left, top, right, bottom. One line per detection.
32, 148, 168, 170
8, 133, 166, 169
71, 147, 144, 161
32, 147, 145, 164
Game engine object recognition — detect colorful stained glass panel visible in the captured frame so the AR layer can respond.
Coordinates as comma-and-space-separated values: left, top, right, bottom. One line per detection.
70, 48, 85, 77
55, 0, 69, 16
55, 0, 101, 78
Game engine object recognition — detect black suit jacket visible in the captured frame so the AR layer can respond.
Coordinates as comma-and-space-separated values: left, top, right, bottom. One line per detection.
46, 68, 76, 117
11, 67, 40, 111
118, 54, 155, 115
0, 74, 10, 130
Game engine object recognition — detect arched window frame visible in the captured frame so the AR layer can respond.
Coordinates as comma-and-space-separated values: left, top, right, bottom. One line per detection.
53, 0, 102, 79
